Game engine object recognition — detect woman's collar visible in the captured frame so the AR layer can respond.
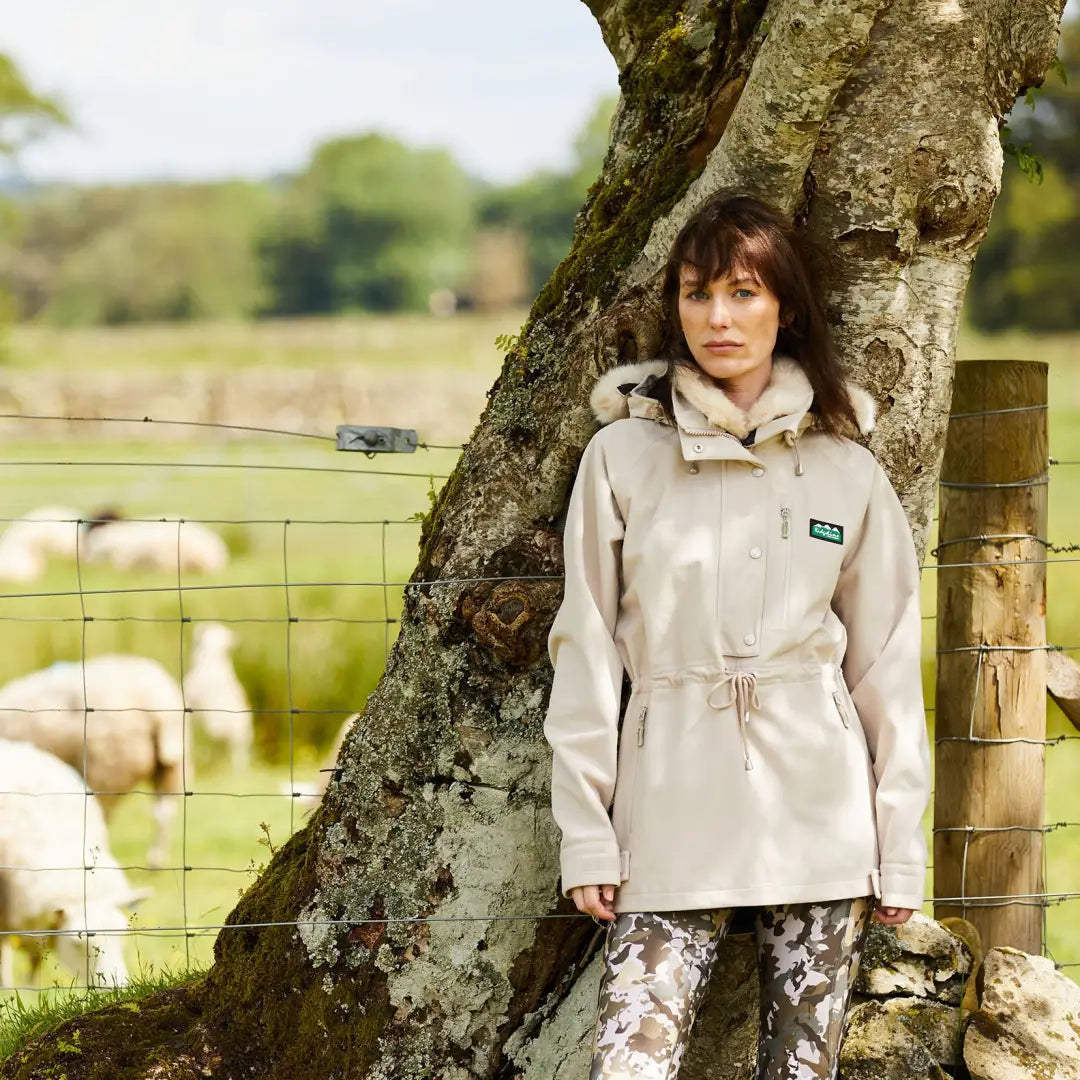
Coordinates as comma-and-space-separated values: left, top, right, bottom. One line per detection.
588, 356, 876, 435
672, 356, 814, 440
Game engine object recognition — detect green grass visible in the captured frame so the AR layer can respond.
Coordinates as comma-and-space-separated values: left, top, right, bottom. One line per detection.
0, 964, 199, 1061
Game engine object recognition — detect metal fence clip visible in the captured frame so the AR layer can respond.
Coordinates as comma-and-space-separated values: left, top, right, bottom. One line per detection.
336, 426, 418, 456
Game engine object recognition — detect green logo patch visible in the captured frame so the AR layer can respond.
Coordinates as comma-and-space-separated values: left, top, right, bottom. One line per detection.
810, 519, 844, 545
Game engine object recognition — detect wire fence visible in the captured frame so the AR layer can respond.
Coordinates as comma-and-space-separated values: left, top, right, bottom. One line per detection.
0, 407, 1076, 1000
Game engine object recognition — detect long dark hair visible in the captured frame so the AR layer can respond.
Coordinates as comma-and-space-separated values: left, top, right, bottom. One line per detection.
660, 191, 857, 436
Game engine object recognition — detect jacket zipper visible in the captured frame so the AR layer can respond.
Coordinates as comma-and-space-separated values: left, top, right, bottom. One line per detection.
780, 507, 792, 625
635, 705, 648, 746
831, 690, 851, 729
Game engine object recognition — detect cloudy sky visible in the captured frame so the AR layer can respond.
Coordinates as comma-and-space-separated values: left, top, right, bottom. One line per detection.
1, 1, 619, 185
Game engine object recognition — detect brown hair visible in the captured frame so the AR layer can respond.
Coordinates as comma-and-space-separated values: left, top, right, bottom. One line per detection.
660, 191, 857, 437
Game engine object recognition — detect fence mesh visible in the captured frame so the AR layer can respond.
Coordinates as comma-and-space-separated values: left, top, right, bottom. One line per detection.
0, 407, 1076, 1004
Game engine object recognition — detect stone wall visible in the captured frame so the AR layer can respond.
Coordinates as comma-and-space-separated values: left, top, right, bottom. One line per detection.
0, 364, 494, 444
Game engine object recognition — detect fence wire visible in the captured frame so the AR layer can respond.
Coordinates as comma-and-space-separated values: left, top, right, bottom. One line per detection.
0, 411, 1077, 1001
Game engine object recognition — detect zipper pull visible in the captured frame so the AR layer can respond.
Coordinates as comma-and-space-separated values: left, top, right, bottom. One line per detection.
636, 705, 648, 746
832, 691, 850, 729
781, 507, 791, 539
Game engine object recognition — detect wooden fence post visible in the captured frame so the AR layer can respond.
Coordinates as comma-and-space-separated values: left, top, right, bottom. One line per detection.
933, 359, 1048, 955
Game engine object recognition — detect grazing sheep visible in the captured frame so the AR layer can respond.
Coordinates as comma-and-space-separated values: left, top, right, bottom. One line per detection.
81, 514, 228, 575
0, 506, 82, 583
0, 739, 147, 988
183, 623, 253, 770
0, 656, 190, 868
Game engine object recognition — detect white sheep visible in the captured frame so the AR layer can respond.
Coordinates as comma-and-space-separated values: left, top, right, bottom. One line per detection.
0, 655, 190, 869
183, 622, 253, 770
81, 516, 229, 575
0, 506, 82, 583
0, 739, 146, 988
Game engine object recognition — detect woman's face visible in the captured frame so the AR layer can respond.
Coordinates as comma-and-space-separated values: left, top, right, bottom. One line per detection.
677, 267, 782, 384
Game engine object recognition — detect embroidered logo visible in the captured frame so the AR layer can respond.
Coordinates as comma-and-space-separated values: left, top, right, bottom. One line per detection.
809, 519, 844, 545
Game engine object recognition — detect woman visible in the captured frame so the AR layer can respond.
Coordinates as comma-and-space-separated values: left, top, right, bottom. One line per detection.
543, 192, 931, 1080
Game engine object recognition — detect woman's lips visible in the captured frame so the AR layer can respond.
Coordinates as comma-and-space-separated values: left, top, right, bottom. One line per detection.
704, 341, 741, 351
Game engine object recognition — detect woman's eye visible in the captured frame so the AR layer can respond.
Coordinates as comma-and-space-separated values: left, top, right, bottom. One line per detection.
734, 288, 755, 299
688, 290, 709, 301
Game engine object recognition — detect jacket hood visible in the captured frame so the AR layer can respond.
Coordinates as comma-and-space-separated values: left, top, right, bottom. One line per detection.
589, 357, 877, 438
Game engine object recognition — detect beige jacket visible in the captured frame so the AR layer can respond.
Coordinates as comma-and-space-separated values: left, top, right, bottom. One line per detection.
544, 357, 930, 913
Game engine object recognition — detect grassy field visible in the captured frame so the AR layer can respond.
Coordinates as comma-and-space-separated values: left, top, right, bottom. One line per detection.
3, 310, 521, 373
0, 314, 1078, 1013
0, 438, 447, 995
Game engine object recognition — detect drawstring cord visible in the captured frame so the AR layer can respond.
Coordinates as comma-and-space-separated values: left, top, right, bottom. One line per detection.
707, 670, 760, 771
783, 430, 804, 476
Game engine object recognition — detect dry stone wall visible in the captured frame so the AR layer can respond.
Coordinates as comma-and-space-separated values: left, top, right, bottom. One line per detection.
0, 365, 495, 444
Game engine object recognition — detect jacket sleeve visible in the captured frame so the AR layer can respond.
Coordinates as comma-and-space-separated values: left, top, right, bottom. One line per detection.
832, 460, 931, 911
543, 433, 626, 897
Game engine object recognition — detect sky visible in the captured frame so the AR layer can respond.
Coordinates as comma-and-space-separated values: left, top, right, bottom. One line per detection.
1, 1, 619, 186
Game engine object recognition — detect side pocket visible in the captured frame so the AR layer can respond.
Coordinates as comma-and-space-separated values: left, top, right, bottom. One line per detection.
831, 690, 851, 729
832, 673, 859, 730
611, 697, 648, 847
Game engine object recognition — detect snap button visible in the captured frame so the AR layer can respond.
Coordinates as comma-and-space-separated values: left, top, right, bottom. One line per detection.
749, 546, 762, 559
752, 466, 764, 477
693, 442, 704, 453
743, 632, 756, 646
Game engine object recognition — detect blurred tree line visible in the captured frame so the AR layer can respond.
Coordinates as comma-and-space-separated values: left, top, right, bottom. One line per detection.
0, 92, 615, 325
2, 15, 1079, 331
965, 18, 1080, 332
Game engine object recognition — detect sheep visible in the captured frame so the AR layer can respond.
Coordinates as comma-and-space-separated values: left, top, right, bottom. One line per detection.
0, 506, 82, 583
183, 622, 253, 770
0, 656, 190, 869
81, 513, 228, 575
0, 739, 147, 988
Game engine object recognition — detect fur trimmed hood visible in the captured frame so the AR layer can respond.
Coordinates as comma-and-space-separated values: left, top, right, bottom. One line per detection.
589, 357, 876, 438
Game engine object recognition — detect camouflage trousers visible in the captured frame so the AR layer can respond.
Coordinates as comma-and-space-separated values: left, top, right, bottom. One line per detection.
590, 897, 873, 1080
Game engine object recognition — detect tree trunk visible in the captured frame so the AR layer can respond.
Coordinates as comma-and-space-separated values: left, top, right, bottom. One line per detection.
1, 2, 1064, 1077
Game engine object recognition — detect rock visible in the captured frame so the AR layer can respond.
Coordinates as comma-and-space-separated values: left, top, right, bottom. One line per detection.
964, 947, 1080, 1080
859, 995, 964, 1068
840, 999, 949, 1079
855, 913, 972, 1004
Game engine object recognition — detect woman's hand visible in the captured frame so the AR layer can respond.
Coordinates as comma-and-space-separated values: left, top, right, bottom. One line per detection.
571, 884, 617, 922
873, 904, 914, 925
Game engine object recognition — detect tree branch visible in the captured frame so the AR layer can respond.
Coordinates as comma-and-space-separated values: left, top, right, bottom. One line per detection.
627, 0, 891, 288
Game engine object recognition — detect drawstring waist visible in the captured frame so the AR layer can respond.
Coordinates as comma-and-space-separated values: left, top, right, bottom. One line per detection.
707, 670, 760, 771
632, 661, 846, 775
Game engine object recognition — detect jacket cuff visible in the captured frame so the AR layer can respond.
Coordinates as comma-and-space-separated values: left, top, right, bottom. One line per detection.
560, 842, 622, 898
880, 863, 927, 911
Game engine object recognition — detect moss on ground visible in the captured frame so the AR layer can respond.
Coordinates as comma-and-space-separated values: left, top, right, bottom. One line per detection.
0, 982, 208, 1080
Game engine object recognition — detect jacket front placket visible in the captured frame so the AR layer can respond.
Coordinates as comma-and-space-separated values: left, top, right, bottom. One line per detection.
671, 390, 768, 663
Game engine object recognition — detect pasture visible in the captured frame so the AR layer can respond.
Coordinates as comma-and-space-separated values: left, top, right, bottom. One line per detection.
0, 314, 1077, 1014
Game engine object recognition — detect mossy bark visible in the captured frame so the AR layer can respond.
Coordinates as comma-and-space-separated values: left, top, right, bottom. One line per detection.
1, 1, 1065, 1077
